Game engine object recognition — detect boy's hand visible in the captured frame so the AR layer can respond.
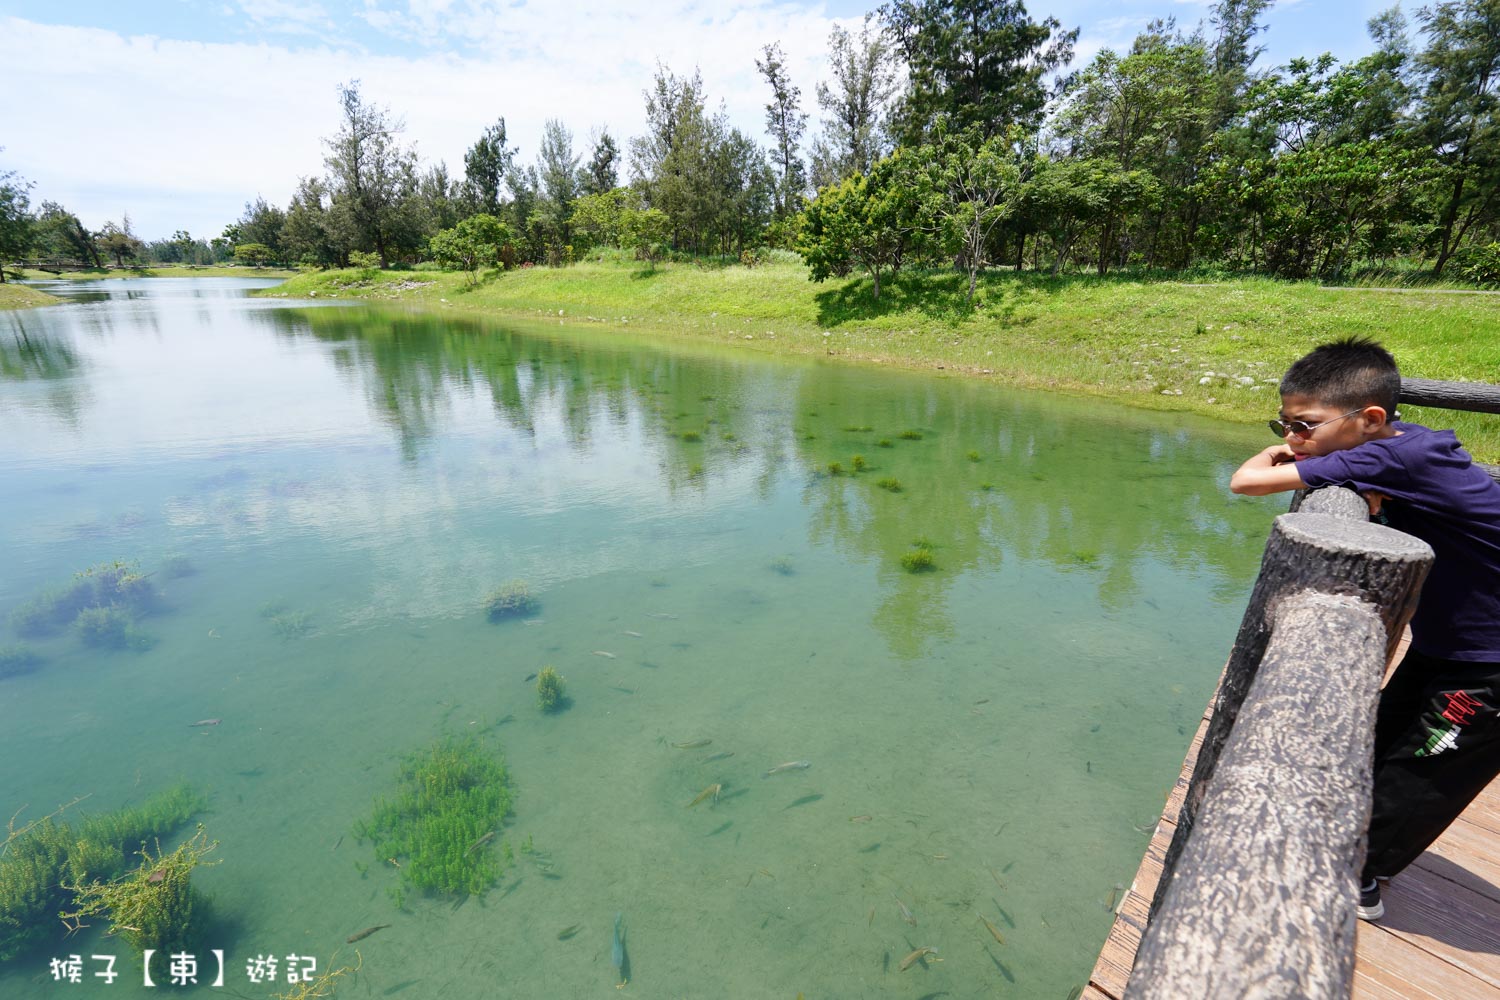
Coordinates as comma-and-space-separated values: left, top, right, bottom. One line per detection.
1230, 443, 1308, 496
1363, 491, 1389, 517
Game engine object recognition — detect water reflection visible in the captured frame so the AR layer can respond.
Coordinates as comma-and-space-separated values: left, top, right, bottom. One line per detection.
270, 305, 1269, 660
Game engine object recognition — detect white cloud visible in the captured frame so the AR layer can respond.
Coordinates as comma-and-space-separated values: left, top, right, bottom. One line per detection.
0, 5, 861, 240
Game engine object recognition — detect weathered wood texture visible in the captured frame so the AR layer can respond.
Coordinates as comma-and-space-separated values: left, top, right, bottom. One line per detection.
1400, 376, 1500, 415
1130, 592, 1387, 997
1153, 510, 1434, 915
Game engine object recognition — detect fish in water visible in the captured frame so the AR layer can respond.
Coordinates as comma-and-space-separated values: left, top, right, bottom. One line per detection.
524, 673, 537, 682
702, 751, 735, 763
783, 793, 823, 809
849, 814, 873, 823
894, 894, 917, 926
899, 946, 938, 971
147, 869, 167, 884
765, 761, 811, 776
623, 630, 643, 638
688, 783, 723, 808
556, 924, 581, 940
346, 923, 391, 943
645, 612, 678, 620
977, 912, 1006, 945
465, 831, 495, 855
611, 912, 628, 987
672, 739, 712, 749
592, 650, 617, 659
189, 719, 221, 727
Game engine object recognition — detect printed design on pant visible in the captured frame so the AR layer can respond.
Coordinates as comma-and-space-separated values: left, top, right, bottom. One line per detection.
1415, 690, 1483, 758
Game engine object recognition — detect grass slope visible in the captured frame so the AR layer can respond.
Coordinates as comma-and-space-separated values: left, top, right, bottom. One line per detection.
261, 257, 1500, 461
0, 283, 62, 309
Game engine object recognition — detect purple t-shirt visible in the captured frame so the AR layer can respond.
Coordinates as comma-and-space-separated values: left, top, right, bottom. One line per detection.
1295, 422, 1500, 662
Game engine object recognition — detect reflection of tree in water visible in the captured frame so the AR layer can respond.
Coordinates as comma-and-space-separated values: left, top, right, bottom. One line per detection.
791, 372, 1271, 660
270, 308, 795, 490
262, 305, 1268, 662
0, 319, 88, 423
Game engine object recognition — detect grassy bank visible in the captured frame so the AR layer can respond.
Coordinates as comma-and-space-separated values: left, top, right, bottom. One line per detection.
13, 264, 299, 281
0, 283, 62, 309
258, 257, 1500, 460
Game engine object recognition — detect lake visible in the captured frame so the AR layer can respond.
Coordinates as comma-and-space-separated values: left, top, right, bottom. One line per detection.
0, 277, 1280, 998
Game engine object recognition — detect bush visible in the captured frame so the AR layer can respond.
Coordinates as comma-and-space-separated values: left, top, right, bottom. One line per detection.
1458, 242, 1500, 288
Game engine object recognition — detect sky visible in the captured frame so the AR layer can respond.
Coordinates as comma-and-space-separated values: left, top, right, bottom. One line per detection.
0, 0, 1400, 242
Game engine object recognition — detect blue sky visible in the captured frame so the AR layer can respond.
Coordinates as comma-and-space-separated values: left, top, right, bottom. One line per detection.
0, 0, 1397, 240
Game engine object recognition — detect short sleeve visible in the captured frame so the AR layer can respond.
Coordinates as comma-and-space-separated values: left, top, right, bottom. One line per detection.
1295, 443, 1412, 495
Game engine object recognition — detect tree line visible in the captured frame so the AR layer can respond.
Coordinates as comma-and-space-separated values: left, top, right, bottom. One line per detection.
1, 0, 1496, 289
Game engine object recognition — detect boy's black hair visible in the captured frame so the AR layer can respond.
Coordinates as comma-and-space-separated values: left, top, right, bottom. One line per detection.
1280, 335, 1401, 414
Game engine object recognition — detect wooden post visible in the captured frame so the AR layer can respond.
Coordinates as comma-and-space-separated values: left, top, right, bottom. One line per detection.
1130, 591, 1387, 997
1152, 509, 1432, 914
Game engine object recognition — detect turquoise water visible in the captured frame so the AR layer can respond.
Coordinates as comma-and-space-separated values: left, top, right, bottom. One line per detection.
0, 278, 1280, 998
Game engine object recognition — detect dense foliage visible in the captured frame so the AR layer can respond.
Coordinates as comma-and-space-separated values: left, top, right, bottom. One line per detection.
1, 0, 1496, 285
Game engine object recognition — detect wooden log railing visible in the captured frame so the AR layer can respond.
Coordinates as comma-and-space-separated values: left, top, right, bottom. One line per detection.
1126, 374, 1500, 995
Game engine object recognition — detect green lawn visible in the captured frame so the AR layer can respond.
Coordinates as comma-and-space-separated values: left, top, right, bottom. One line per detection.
255, 257, 1500, 464
0, 282, 62, 309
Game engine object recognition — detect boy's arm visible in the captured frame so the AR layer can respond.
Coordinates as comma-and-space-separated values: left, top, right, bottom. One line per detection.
1230, 444, 1307, 496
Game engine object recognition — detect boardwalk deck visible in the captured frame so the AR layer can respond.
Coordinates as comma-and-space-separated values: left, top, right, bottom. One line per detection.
1087, 646, 1500, 1000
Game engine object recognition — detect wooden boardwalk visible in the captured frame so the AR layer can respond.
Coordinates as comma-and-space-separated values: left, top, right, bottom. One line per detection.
1087, 651, 1500, 999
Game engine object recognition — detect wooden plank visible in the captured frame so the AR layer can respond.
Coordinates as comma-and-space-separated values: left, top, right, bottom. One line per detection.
1376, 863, 1500, 991
1353, 924, 1484, 1000
1414, 808, 1500, 902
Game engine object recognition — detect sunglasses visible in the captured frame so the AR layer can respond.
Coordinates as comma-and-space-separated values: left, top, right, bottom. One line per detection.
1267, 408, 1366, 439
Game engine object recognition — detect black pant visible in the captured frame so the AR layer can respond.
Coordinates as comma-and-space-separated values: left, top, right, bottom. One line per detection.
1362, 649, 1500, 881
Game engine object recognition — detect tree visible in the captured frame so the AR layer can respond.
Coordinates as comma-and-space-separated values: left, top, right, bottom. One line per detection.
810, 17, 900, 189
281, 177, 339, 267
618, 206, 672, 268
96, 217, 144, 267
571, 188, 633, 248
882, 0, 1078, 141
535, 119, 580, 260
914, 120, 1023, 299
756, 42, 809, 218
796, 150, 929, 299
428, 213, 511, 283
323, 80, 421, 267
419, 162, 463, 234
232, 243, 273, 267
580, 129, 620, 196
463, 118, 515, 216
31, 201, 101, 267
234, 197, 286, 263
0, 163, 33, 281
1413, 0, 1500, 274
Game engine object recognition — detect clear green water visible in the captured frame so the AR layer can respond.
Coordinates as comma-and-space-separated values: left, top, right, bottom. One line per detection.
0, 278, 1281, 998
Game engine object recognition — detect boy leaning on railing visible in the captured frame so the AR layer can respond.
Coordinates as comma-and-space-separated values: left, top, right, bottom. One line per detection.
1229, 335, 1500, 922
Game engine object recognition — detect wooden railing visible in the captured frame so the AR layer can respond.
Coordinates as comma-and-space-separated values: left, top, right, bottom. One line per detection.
1125, 375, 1499, 997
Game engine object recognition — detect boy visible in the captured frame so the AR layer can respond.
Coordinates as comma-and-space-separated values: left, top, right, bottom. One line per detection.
1229, 336, 1500, 921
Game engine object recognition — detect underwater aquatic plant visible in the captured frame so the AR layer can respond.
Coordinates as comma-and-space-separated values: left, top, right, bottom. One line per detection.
74, 606, 132, 648
851, 455, 867, 472
899, 429, 924, 440
361, 735, 515, 899
826, 461, 844, 476
61, 825, 218, 984
678, 430, 703, 442
537, 666, 567, 713
0, 784, 203, 963
160, 555, 197, 579
875, 439, 893, 448
876, 478, 903, 493
900, 547, 936, 573
769, 556, 795, 576
966, 450, 982, 462
485, 581, 539, 621
268, 611, 314, 640
0, 646, 43, 679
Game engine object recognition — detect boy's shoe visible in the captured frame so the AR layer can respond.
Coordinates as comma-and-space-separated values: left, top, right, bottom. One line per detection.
1357, 880, 1385, 921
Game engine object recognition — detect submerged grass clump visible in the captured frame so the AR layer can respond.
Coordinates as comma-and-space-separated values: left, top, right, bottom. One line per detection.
269, 611, 314, 640
358, 735, 515, 899
876, 477, 903, 493
0, 646, 43, 679
769, 556, 795, 576
851, 455, 867, 472
537, 666, 567, 713
876, 439, 894, 448
678, 430, 703, 442
966, 450, 982, 462
900, 539, 937, 573
0, 784, 204, 963
898, 429, 924, 440
485, 581, 539, 621
8, 561, 162, 643
826, 461, 844, 476
61, 825, 218, 984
